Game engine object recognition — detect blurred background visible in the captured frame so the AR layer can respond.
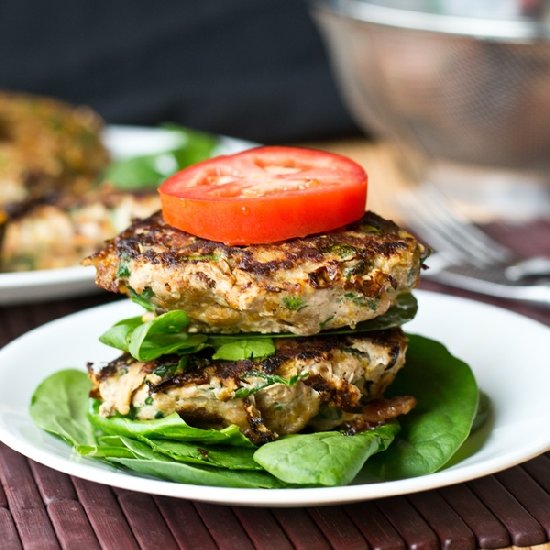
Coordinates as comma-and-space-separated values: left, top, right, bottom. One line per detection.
0, 0, 374, 285
0, 0, 361, 144
312, 0, 550, 221
3, 0, 550, 218
0, 0, 549, 291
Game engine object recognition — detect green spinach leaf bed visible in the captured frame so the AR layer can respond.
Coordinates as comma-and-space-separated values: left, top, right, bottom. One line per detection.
30, 333, 482, 488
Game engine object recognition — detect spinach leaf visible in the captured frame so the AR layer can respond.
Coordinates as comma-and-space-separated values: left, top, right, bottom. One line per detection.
253, 422, 398, 486
119, 437, 262, 470
105, 126, 218, 190
471, 390, 491, 433
107, 456, 285, 488
151, 440, 261, 470
88, 400, 254, 447
211, 339, 275, 361
99, 310, 207, 361
116, 255, 132, 278
128, 310, 207, 361
100, 436, 283, 487
362, 334, 479, 481
99, 316, 143, 352
30, 370, 96, 448
77, 435, 136, 459
442, 391, 492, 470
165, 124, 219, 168
106, 155, 165, 189
128, 287, 155, 311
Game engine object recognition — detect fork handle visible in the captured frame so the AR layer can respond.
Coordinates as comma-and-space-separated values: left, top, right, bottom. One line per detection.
423, 254, 550, 308
506, 256, 550, 281
425, 268, 550, 308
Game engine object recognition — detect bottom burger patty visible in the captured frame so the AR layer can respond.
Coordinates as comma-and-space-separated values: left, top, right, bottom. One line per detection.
88, 329, 415, 445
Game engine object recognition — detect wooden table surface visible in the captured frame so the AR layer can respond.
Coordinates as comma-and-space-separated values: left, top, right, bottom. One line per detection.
304, 140, 412, 223
1, 141, 549, 550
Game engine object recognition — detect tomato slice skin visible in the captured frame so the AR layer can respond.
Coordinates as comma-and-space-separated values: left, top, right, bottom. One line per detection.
158, 146, 367, 244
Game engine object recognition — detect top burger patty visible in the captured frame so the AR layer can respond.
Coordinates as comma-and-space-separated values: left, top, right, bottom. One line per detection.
0, 91, 109, 210
84, 210, 423, 335
1, 186, 159, 272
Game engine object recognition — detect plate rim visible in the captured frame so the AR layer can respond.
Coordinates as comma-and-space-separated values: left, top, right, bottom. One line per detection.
0, 125, 255, 304
0, 289, 549, 507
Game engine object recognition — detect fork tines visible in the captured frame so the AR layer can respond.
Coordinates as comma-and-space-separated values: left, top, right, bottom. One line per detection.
396, 185, 515, 268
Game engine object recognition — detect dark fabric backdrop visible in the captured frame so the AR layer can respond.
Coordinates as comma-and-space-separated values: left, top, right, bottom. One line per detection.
0, 0, 361, 143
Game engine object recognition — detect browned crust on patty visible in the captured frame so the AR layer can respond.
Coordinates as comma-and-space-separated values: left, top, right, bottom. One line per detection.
1, 186, 159, 271
84, 210, 423, 335
0, 90, 109, 209
88, 328, 410, 444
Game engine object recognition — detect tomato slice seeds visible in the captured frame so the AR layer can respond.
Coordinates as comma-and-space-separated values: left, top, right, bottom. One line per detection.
158, 146, 367, 244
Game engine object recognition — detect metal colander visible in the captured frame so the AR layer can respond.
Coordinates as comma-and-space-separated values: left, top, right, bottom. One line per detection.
312, 0, 550, 180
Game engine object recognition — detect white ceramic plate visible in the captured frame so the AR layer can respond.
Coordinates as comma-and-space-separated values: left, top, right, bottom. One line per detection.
0, 125, 254, 305
0, 290, 549, 506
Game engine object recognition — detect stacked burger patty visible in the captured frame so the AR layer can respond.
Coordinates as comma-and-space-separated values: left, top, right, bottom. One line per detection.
85, 210, 424, 445
0, 91, 161, 272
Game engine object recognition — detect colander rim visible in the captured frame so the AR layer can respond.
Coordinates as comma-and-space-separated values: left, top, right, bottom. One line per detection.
312, 0, 550, 42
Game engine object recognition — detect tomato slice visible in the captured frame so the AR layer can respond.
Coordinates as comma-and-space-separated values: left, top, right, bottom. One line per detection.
158, 145, 367, 244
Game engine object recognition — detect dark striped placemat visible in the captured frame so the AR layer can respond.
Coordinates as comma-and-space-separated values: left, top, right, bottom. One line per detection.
1, 442, 549, 549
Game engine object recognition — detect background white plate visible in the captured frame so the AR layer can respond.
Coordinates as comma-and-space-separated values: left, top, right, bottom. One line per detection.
0, 125, 254, 305
0, 290, 549, 506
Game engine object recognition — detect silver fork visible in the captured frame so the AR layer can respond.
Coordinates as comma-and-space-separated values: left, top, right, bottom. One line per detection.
395, 184, 550, 307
